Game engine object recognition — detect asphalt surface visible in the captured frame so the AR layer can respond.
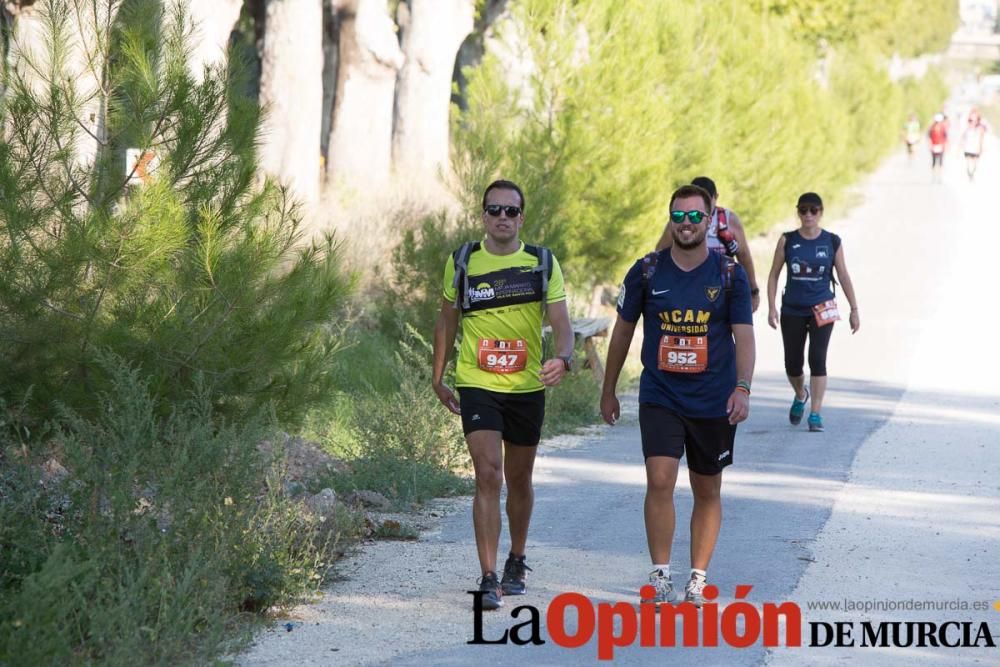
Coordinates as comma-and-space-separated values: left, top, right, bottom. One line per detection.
239, 103, 1000, 666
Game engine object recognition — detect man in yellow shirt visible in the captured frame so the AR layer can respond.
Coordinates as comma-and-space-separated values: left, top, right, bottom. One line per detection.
432, 179, 574, 610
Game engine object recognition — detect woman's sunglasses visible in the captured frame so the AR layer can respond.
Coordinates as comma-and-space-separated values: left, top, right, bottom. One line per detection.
484, 204, 522, 218
669, 210, 707, 224
797, 206, 822, 216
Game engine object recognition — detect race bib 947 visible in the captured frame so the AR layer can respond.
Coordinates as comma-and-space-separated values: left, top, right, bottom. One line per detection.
477, 338, 528, 373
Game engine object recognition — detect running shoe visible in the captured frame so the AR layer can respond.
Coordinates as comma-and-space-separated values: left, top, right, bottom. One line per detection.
477, 572, 503, 610
789, 388, 810, 425
500, 553, 532, 595
684, 574, 707, 607
808, 412, 824, 432
641, 569, 676, 605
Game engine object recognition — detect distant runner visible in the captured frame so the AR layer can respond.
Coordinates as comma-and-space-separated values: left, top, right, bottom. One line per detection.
655, 176, 761, 312
961, 108, 988, 181
602, 183, 755, 608
903, 112, 921, 157
432, 179, 574, 610
928, 113, 948, 181
766, 192, 860, 433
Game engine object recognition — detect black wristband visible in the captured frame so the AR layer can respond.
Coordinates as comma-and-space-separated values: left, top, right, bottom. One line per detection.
750, 288, 760, 296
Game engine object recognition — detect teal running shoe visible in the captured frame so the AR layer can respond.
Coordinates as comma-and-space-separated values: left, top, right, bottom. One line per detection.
789, 388, 809, 425
808, 412, 824, 432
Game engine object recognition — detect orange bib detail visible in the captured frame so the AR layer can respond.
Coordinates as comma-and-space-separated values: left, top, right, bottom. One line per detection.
812, 299, 841, 327
658, 335, 708, 374
477, 338, 528, 373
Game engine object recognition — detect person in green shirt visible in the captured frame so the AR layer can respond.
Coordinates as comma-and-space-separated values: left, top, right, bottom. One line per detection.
432, 179, 574, 610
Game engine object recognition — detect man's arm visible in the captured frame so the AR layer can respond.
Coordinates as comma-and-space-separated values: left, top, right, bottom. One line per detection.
726, 323, 755, 425
728, 211, 760, 312
600, 315, 637, 424
539, 300, 574, 387
432, 299, 461, 414
655, 222, 673, 252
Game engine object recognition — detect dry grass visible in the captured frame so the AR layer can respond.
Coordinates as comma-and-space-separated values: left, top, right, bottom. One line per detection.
304, 176, 463, 284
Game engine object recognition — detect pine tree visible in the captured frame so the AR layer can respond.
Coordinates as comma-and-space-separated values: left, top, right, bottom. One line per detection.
0, 0, 351, 428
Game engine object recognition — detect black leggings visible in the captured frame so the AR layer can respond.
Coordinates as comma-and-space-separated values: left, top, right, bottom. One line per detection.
780, 313, 834, 377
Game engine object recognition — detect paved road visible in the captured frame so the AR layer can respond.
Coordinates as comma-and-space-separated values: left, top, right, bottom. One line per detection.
239, 113, 1000, 665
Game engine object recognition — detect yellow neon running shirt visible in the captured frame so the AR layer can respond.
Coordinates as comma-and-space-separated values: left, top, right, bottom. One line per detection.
442, 241, 566, 393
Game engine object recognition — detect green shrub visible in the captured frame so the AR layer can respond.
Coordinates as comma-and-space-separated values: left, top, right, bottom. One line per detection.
543, 357, 603, 436
0, 0, 351, 430
0, 358, 334, 664
750, 0, 957, 57
900, 67, 949, 123
310, 326, 472, 507
448, 0, 951, 254
381, 209, 482, 340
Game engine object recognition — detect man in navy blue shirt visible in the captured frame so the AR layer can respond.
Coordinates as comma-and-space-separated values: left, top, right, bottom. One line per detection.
601, 184, 755, 607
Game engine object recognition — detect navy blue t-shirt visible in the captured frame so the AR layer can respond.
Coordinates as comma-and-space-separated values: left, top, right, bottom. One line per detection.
781, 229, 841, 317
617, 250, 753, 418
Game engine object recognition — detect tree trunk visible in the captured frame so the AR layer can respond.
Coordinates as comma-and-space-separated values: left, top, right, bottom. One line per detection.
8, 1, 117, 172
451, 0, 508, 111
185, 0, 242, 80
391, 0, 474, 184
319, 2, 339, 163
326, 0, 402, 190
258, 0, 323, 205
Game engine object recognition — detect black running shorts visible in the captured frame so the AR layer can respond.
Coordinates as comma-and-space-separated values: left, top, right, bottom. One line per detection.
638, 403, 736, 475
459, 387, 545, 446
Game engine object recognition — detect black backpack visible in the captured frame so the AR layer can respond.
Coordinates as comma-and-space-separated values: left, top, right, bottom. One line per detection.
451, 241, 554, 314
639, 250, 735, 298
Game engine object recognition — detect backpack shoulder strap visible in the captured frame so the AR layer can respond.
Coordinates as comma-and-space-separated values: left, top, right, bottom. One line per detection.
640, 251, 659, 292
718, 252, 736, 292
781, 230, 795, 258
523, 244, 553, 315
828, 232, 841, 292
641, 251, 659, 284
451, 241, 480, 310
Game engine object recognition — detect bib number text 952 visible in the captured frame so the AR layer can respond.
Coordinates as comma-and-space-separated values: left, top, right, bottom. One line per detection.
658, 335, 708, 373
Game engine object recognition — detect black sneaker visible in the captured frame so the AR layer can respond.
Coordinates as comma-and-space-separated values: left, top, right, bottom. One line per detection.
477, 571, 503, 610
500, 553, 533, 595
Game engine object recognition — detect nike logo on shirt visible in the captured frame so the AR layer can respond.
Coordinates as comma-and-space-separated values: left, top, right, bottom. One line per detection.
651, 288, 670, 295
791, 244, 801, 249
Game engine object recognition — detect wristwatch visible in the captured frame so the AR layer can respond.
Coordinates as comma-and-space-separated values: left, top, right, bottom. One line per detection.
750, 287, 760, 296
558, 355, 574, 372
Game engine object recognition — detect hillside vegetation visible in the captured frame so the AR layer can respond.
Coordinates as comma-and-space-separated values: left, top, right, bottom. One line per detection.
0, 0, 956, 663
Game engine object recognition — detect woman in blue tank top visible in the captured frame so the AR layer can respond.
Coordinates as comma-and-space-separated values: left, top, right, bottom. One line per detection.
765, 192, 860, 432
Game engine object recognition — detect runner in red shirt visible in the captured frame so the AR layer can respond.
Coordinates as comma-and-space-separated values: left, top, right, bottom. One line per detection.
928, 113, 948, 181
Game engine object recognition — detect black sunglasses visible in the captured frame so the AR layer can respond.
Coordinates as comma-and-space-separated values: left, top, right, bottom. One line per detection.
797, 205, 822, 216
484, 204, 522, 218
669, 209, 707, 225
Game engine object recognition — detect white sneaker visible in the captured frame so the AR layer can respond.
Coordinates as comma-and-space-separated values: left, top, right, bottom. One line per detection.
684, 574, 707, 607
642, 569, 676, 605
